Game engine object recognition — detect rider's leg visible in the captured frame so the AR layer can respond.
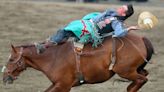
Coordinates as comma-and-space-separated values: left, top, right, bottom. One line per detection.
48, 29, 74, 44
35, 28, 75, 54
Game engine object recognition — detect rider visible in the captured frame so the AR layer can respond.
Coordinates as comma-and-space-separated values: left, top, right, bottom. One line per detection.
35, 4, 139, 53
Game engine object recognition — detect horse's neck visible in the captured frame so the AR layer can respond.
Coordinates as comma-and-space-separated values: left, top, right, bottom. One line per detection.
29, 53, 53, 72
24, 42, 74, 73
22, 46, 52, 72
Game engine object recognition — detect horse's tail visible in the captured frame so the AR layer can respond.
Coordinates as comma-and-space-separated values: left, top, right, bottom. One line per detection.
142, 37, 155, 61
138, 37, 155, 70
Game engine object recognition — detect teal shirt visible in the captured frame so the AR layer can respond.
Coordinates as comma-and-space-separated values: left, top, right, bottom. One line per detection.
64, 12, 102, 47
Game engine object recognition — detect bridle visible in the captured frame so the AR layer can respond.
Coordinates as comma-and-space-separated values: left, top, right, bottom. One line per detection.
6, 47, 26, 75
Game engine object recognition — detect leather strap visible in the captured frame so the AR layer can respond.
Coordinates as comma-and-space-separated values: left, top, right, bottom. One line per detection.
109, 37, 117, 70
71, 41, 85, 84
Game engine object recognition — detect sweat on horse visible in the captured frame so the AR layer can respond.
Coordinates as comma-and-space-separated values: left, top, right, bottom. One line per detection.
2, 32, 154, 92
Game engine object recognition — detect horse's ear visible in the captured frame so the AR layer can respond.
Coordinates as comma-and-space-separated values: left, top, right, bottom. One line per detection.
11, 44, 17, 53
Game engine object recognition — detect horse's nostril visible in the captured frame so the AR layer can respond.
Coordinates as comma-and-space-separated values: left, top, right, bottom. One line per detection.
7, 71, 10, 74
6, 69, 11, 74
3, 75, 14, 85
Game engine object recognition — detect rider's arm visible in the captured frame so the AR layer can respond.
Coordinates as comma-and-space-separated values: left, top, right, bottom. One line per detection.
92, 9, 116, 23
111, 20, 128, 37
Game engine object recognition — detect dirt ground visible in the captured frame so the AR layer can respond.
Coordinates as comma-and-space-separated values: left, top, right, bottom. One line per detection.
0, 0, 164, 92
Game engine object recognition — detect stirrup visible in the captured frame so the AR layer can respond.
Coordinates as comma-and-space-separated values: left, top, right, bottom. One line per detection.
34, 43, 45, 54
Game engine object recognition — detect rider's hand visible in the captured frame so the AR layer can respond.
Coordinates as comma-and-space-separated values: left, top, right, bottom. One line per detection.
127, 26, 140, 31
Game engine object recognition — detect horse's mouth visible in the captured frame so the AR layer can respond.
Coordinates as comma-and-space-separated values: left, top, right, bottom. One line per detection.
3, 75, 15, 85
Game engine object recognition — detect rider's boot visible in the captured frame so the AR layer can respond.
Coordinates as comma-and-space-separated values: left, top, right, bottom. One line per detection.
35, 41, 57, 54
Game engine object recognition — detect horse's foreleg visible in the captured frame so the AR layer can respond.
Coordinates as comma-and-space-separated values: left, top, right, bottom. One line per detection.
46, 83, 71, 92
138, 69, 149, 76
127, 69, 149, 92
127, 73, 148, 92
45, 84, 54, 92
118, 71, 148, 92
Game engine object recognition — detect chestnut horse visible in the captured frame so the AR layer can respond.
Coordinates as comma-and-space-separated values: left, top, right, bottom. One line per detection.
3, 33, 154, 92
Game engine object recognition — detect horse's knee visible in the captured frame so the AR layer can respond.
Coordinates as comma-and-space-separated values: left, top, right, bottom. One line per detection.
138, 69, 149, 76
127, 75, 148, 92
136, 76, 148, 85
133, 73, 148, 84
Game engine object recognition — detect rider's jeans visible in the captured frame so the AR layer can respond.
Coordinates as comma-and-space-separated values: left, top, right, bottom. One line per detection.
48, 29, 75, 44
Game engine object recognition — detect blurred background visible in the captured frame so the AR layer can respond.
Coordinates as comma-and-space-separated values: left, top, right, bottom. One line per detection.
0, 0, 163, 92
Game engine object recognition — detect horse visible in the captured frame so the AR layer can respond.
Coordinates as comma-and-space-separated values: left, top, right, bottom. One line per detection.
2, 32, 154, 92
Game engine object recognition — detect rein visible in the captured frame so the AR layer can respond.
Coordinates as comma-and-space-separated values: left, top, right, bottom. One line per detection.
109, 36, 149, 70
117, 38, 124, 52
124, 37, 149, 63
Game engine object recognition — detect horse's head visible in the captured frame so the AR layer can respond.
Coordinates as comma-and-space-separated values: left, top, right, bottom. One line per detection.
3, 45, 27, 85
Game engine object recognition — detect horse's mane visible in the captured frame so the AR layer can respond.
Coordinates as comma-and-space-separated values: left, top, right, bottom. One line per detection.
15, 44, 35, 48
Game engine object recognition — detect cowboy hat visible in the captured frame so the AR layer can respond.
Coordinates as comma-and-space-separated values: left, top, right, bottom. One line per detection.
138, 11, 158, 30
